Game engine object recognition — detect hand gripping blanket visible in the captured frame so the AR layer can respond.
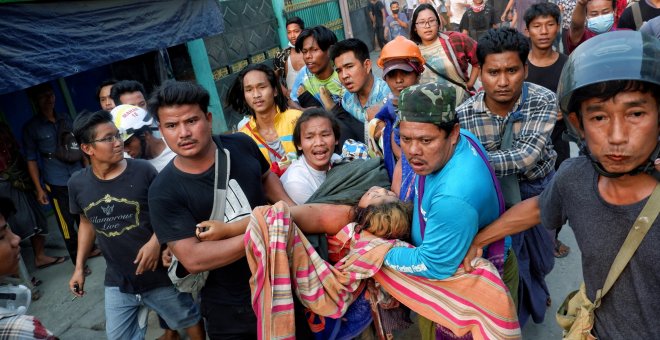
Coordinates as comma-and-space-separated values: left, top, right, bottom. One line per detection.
245, 202, 521, 340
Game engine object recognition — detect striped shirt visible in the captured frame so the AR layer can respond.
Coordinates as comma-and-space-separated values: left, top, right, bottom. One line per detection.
457, 82, 557, 181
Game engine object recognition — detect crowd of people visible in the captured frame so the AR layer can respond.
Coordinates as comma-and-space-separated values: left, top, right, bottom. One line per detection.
1, 1, 659, 339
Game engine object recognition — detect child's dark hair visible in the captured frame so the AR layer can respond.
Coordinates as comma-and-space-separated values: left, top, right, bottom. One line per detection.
286, 16, 305, 30
352, 201, 412, 240
476, 27, 529, 67
95, 79, 117, 101
293, 108, 341, 156
73, 110, 113, 145
148, 81, 210, 123
225, 63, 288, 117
110, 80, 147, 105
295, 26, 338, 53
329, 38, 371, 64
523, 2, 561, 28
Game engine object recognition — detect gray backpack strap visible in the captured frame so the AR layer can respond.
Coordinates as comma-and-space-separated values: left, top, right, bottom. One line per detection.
210, 147, 230, 222
632, 2, 643, 30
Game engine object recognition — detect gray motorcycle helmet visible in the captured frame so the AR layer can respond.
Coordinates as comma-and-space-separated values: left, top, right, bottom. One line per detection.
557, 30, 660, 115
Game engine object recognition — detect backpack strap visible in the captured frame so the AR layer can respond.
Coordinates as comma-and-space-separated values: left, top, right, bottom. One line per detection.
631, 2, 643, 30
210, 137, 230, 221
595, 183, 660, 305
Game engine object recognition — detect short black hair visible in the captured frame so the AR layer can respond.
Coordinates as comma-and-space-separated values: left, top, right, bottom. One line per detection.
524, 2, 561, 28
226, 63, 289, 117
148, 81, 210, 123
26, 82, 54, 100
0, 196, 16, 220
295, 26, 338, 53
110, 80, 147, 105
293, 108, 341, 156
568, 80, 660, 127
476, 28, 529, 67
286, 16, 305, 30
73, 110, 113, 145
435, 119, 459, 138
329, 38, 371, 64
390, 1, 399, 7
410, 4, 441, 44
96, 79, 117, 101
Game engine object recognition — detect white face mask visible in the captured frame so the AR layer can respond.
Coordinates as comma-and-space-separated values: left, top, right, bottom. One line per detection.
587, 13, 615, 34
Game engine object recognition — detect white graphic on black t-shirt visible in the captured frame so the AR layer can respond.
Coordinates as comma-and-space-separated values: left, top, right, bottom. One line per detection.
83, 194, 140, 237
224, 179, 252, 222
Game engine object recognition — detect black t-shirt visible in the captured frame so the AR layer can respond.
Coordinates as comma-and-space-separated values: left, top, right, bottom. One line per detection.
368, 1, 386, 23
68, 159, 169, 293
526, 53, 568, 93
618, 0, 660, 30
459, 6, 497, 39
526, 53, 570, 168
148, 133, 270, 305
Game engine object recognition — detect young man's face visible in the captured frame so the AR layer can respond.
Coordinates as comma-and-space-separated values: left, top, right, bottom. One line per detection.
334, 51, 372, 94
99, 85, 116, 111
586, 0, 614, 18
158, 104, 213, 160
297, 116, 338, 171
570, 90, 659, 174
390, 2, 400, 13
480, 51, 527, 110
83, 122, 124, 165
399, 121, 459, 176
119, 91, 147, 110
527, 15, 559, 50
301, 36, 331, 76
385, 69, 420, 97
287, 23, 303, 46
243, 70, 277, 116
0, 215, 20, 276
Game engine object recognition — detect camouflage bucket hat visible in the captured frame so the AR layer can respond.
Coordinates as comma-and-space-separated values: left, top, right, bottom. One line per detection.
397, 83, 457, 124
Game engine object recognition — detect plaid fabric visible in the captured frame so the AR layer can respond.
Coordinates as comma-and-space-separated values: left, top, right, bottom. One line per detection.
245, 202, 521, 340
0, 310, 56, 340
439, 31, 479, 81
456, 82, 557, 181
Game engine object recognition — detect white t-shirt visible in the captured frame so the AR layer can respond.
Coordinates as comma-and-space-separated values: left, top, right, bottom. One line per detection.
280, 154, 340, 204
149, 145, 176, 172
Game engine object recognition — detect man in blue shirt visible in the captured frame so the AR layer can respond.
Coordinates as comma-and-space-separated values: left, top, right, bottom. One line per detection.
384, 82, 515, 337
384, 82, 500, 279
22, 83, 94, 268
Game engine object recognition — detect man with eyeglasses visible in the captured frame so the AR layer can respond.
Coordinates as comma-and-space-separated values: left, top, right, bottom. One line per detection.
66, 110, 205, 340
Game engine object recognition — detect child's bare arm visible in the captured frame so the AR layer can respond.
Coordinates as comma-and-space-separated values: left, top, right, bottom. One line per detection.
290, 204, 353, 235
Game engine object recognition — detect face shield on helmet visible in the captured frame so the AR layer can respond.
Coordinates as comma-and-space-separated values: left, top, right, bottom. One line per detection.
109, 104, 155, 142
557, 31, 660, 178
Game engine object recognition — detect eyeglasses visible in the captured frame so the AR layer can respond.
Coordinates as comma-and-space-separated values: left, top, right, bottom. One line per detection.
91, 132, 122, 144
415, 19, 438, 27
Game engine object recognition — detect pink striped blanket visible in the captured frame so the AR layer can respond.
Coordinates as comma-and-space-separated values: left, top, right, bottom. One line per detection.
244, 202, 520, 340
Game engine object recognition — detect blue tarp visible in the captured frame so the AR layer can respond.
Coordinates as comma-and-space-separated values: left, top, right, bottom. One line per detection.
0, 0, 224, 95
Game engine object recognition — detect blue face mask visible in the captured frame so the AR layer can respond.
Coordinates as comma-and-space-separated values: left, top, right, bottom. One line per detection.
587, 13, 614, 34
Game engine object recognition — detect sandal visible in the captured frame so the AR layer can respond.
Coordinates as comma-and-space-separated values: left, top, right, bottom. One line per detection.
554, 240, 570, 258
